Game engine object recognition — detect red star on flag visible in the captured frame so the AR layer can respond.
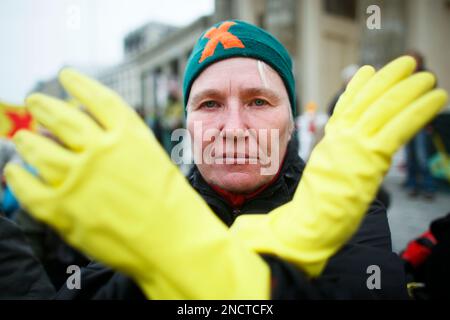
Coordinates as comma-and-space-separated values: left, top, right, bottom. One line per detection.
5, 111, 33, 138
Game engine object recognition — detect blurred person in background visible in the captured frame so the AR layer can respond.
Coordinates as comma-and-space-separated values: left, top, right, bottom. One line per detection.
296, 101, 328, 162
401, 212, 450, 299
328, 64, 360, 117
0, 138, 21, 218
403, 51, 437, 200
161, 87, 184, 154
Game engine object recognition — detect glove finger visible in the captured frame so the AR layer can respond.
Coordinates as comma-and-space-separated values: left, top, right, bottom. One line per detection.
330, 66, 376, 121
357, 72, 436, 136
26, 93, 102, 151
59, 68, 127, 130
4, 163, 54, 220
375, 89, 448, 155
344, 56, 416, 123
13, 130, 75, 186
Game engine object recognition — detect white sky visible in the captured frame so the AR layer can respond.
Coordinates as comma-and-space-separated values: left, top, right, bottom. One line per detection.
0, 0, 214, 104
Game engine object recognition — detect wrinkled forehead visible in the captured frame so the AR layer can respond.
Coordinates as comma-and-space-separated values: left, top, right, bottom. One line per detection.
188, 57, 282, 96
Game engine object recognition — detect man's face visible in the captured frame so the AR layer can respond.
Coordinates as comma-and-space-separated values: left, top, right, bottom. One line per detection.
186, 57, 293, 194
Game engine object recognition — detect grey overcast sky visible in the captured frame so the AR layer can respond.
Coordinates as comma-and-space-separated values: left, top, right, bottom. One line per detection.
0, 0, 214, 104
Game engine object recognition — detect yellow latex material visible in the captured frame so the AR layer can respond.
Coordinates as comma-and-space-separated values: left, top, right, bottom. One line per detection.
230, 56, 448, 277
5, 69, 270, 299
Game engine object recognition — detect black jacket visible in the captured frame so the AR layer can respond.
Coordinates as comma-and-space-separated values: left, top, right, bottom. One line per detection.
0, 139, 408, 299
0, 216, 55, 299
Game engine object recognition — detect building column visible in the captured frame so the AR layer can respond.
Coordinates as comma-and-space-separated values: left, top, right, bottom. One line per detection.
265, 0, 297, 55
213, 0, 235, 22
296, 0, 322, 114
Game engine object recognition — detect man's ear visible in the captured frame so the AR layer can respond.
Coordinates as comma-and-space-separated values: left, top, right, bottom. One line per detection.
287, 102, 295, 137
289, 122, 295, 137
288, 116, 295, 137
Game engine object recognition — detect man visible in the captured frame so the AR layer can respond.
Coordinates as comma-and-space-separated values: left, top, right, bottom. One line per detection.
2, 20, 447, 299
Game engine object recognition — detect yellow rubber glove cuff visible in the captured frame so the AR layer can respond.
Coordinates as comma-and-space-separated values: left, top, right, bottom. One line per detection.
6, 69, 270, 299
230, 56, 448, 277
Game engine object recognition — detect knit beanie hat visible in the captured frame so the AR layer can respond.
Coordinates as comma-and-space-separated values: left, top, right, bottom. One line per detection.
183, 20, 296, 116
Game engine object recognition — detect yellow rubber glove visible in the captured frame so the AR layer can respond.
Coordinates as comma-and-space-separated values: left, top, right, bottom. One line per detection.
230, 56, 448, 277
5, 69, 270, 299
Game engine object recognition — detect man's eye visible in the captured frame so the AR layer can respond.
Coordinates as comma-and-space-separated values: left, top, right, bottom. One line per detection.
251, 98, 269, 107
201, 101, 219, 109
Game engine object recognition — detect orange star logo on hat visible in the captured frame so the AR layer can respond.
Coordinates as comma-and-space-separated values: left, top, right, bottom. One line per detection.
199, 21, 245, 63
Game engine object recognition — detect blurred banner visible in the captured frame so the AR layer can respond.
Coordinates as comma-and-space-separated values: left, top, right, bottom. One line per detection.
0, 101, 35, 138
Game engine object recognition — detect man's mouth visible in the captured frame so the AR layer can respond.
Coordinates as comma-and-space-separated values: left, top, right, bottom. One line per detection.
216, 153, 259, 164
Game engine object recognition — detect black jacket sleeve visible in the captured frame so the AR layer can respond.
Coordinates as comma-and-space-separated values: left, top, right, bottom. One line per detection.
0, 216, 55, 299
347, 200, 393, 251
266, 201, 409, 300
265, 245, 409, 300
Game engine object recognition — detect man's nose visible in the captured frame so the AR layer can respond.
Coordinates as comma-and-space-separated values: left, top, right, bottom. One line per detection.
220, 102, 249, 139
